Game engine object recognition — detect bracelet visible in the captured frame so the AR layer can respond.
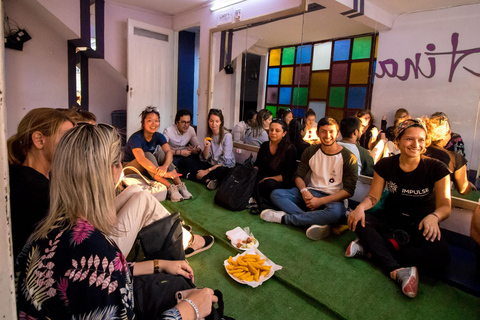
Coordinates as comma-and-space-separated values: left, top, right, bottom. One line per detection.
153, 259, 160, 273
300, 188, 308, 193
184, 298, 199, 320
431, 213, 440, 221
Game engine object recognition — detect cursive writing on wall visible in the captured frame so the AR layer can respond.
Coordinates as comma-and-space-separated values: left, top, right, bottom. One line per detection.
375, 33, 480, 82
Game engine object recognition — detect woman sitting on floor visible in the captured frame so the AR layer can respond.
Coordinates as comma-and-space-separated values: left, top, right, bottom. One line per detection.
244, 109, 272, 147
424, 115, 474, 195
15, 123, 217, 319
281, 108, 309, 159
123, 106, 192, 202
8, 108, 74, 259
184, 108, 235, 190
252, 119, 296, 211
347, 118, 451, 298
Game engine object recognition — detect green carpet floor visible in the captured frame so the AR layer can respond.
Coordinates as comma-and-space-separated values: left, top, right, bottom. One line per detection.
161, 181, 480, 320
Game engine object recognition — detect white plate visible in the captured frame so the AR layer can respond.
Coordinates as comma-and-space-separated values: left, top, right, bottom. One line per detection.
226, 227, 260, 250
223, 248, 282, 288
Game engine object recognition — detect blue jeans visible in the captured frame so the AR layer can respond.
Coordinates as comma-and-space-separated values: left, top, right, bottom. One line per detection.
270, 188, 347, 226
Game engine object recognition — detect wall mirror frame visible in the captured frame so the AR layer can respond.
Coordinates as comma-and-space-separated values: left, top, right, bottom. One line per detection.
207, 0, 480, 206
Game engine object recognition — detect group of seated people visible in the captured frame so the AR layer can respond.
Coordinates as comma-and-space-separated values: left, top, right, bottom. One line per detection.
7, 104, 480, 319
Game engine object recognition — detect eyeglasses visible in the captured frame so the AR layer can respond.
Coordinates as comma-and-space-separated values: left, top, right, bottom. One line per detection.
179, 121, 191, 125
145, 106, 159, 113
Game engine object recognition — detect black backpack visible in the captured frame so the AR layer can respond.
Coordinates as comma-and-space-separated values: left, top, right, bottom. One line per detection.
214, 155, 257, 211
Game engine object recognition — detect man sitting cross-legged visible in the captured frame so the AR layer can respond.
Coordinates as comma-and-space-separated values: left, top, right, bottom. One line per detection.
261, 117, 358, 240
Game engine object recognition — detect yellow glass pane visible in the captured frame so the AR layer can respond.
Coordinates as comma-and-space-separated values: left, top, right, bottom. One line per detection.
350, 62, 370, 84
310, 72, 329, 99
326, 108, 344, 123
280, 67, 294, 85
269, 49, 281, 66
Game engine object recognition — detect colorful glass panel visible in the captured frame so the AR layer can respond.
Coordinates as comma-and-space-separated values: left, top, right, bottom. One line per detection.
266, 105, 277, 118
266, 87, 278, 104
352, 36, 372, 60
267, 68, 280, 85
293, 108, 306, 118
312, 42, 332, 70
282, 47, 295, 65
280, 67, 294, 85
350, 62, 370, 84
309, 101, 326, 119
347, 87, 367, 109
269, 49, 281, 66
296, 45, 312, 64
279, 87, 292, 105
294, 65, 310, 85
329, 87, 345, 108
292, 87, 308, 106
333, 39, 350, 61
327, 108, 344, 123
331, 63, 348, 85
310, 72, 329, 100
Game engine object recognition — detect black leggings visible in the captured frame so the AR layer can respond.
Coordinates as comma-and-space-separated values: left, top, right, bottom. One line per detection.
181, 157, 231, 184
355, 213, 451, 274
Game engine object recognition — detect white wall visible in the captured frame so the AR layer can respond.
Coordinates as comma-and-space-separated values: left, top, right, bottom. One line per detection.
372, 4, 480, 170
104, 1, 173, 78
4, 0, 70, 137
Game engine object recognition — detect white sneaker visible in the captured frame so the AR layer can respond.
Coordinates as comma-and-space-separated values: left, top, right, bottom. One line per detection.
306, 224, 332, 241
168, 184, 184, 202
260, 209, 286, 224
345, 238, 365, 258
206, 179, 219, 190
177, 182, 193, 200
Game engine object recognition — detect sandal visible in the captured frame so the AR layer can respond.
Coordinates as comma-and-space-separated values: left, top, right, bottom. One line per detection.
185, 235, 215, 258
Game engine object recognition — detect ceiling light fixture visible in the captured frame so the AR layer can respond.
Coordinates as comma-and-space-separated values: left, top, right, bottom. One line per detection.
211, 0, 246, 11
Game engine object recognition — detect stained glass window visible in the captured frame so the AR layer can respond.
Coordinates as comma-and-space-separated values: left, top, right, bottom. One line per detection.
265, 34, 377, 121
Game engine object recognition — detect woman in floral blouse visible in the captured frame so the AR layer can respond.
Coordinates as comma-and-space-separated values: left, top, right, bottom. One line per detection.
15, 123, 216, 319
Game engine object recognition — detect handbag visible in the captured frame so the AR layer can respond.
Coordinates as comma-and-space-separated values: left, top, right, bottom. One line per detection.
122, 166, 168, 202
214, 155, 257, 211
132, 212, 186, 261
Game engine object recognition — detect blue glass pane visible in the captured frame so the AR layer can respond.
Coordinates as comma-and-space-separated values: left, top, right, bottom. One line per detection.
279, 87, 292, 105
347, 87, 367, 109
267, 68, 280, 85
296, 45, 312, 64
293, 108, 305, 118
309, 101, 326, 119
372, 61, 376, 83
333, 40, 351, 61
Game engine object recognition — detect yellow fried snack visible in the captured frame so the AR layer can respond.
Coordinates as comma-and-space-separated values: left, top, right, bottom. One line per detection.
205, 137, 212, 141
226, 253, 272, 283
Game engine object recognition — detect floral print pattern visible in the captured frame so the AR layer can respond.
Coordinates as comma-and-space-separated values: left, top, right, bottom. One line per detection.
16, 219, 135, 319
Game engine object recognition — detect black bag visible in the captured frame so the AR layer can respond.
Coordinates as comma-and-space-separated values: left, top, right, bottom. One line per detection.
214, 155, 257, 211
134, 273, 195, 319
133, 212, 186, 261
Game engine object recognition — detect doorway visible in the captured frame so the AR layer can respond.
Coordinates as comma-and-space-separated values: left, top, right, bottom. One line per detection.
240, 52, 261, 122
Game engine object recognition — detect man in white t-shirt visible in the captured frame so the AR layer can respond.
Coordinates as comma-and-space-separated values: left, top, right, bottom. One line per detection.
163, 109, 201, 174
261, 117, 358, 240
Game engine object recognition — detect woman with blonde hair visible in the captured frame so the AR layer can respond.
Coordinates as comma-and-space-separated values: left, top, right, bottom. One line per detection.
15, 124, 217, 319
8, 107, 74, 258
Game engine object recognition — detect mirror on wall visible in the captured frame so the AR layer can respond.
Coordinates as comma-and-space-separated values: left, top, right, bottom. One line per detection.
209, 5, 480, 204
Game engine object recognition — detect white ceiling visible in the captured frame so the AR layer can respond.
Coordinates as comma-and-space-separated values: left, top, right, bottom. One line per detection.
112, 0, 480, 16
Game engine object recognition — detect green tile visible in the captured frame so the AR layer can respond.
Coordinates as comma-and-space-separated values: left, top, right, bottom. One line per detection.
292, 87, 308, 107
282, 47, 295, 65
328, 87, 345, 108
352, 36, 372, 60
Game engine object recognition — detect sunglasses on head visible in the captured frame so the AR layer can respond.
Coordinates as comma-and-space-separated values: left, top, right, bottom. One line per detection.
145, 107, 159, 113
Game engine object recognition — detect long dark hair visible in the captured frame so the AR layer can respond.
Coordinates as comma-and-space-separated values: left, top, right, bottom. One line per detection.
269, 119, 294, 171
207, 109, 225, 142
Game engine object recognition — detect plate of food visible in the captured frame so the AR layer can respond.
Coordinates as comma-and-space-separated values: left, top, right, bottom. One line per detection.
226, 227, 259, 250
223, 248, 282, 288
